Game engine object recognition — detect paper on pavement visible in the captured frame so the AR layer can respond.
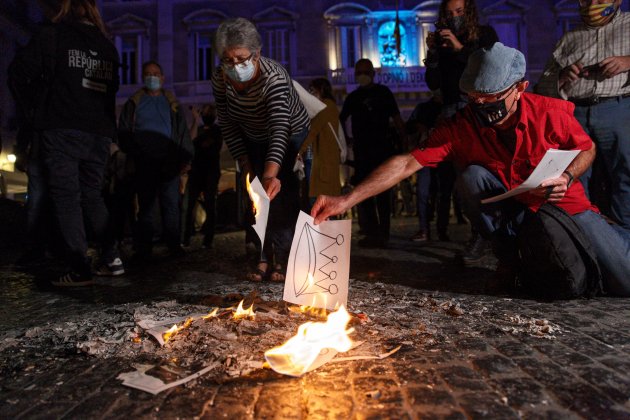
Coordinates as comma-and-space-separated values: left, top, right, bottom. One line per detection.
118, 362, 219, 394
284, 211, 351, 310
481, 149, 580, 204
246, 176, 270, 248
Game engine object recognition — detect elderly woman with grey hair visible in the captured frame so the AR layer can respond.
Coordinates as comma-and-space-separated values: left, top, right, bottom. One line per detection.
211, 17, 310, 282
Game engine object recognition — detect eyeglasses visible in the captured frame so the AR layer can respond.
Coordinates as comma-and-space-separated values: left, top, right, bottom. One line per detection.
220, 53, 254, 68
468, 84, 517, 103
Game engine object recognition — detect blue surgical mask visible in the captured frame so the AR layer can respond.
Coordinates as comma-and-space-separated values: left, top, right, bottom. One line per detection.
144, 75, 161, 91
224, 58, 256, 83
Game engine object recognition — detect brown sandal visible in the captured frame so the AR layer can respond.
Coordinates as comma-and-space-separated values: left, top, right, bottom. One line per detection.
246, 262, 269, 282
269, 265, 285, 283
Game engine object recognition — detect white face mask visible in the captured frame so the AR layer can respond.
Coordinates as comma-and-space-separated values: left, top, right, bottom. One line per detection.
224, 58, 256, 83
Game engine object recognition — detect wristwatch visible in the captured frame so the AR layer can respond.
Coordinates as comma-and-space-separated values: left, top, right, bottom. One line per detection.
563, 170, 574, 188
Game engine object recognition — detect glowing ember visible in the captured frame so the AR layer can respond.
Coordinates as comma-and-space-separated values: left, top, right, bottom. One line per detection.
233, 300, 255, 320
264, 305, 354, 376
202, 307, 219, 319
162, 317, 193, 343
245, 175, 260, 217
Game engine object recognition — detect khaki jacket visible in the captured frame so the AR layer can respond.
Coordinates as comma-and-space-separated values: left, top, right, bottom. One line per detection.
300, 98, 341, 197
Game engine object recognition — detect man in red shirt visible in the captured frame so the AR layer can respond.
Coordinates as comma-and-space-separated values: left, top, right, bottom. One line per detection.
312, 43, 630, 296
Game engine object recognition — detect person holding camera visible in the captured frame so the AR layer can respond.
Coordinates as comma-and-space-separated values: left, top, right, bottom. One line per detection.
424, 0, 498, 258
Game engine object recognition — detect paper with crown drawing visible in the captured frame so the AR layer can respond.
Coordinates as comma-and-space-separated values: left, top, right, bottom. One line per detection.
284, 211, 351, 310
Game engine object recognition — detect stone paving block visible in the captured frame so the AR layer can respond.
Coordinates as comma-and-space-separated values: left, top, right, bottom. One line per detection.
455, 337, 489, 352
254, 383, 303, 419
411, 410, 466, 420
486, 377, 549, 409
15, 401, 77, 420
156, 385, 221, 418
304, 392, 353, 420
392, 362, 440, 386
472, 354, 519, 375
353, 377, 404, 405
532, 343, 594, 366
354, 407, 412, 420
406, 385, 457, 408
492, 340, 538, 358
458, 392, 519, 419
573, 365, 630, 404
437, 365, 490, 392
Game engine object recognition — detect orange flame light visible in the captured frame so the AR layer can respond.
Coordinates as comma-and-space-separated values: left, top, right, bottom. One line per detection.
245, 175, 260, 217
233, 300, 255, 320
162, 317, 193, 343
264, 305, 354, 376
202, 307, 219, 319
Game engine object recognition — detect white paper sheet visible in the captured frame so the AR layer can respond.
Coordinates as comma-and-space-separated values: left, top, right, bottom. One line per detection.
118, 362, 219, 395
481, 149, 580, 204
137, 314, 206, 346
246, 176, 270, 248
284, 211, 351, 310
292, 80, 326, 119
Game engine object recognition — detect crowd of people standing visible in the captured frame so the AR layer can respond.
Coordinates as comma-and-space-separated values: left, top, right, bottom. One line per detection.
7, 0, 630, 298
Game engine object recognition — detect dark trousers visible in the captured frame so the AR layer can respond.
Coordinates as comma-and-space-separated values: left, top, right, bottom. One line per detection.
25, 137, 52, 252
135, 164, 181, 254
355, 164, 391, 241
42, 129, 111, 275
246, 128, 307, 266
183, 174, 219, 246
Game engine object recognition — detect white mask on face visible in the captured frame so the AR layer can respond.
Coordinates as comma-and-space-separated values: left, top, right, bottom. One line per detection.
224, 57, 256, 83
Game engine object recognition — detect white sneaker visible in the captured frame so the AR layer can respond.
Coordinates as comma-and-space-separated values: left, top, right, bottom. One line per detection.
94, 257, 125, 276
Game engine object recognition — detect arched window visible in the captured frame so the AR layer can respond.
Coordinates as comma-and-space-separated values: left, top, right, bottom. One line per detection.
324, 3, 372, 70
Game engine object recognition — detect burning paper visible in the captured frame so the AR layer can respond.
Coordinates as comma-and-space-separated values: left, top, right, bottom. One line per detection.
137, 314, 206, 346
264, 305, 354, 377
245, 176, 270, 249
284, 211, 351, 310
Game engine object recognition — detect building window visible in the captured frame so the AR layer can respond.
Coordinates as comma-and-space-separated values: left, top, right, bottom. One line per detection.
196, 33, 213, 81
483, 1, 529, 57
336, 25, 363, 69
260, 28, 291, 70
117, 36, 139, 85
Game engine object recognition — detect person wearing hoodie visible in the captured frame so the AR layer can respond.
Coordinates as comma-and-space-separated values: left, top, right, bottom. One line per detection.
118, 60, 194, 260
8, 0, 123, 286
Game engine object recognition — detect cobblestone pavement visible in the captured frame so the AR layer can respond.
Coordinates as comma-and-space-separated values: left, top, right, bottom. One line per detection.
1, 209, 630, 419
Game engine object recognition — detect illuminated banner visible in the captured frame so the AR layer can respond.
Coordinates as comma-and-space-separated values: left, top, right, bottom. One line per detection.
329, 66, 428, 92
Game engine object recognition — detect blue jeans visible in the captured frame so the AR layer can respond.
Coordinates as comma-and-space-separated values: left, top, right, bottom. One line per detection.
574, 97, 630, 230
459, 165, 630, 296
135, 164, 181, 253
42, 129, 111, 275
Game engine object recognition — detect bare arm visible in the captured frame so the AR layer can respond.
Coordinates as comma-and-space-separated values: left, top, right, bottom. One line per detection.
311, 153, 422, 224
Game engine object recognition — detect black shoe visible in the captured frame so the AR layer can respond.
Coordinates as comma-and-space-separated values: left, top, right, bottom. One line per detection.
461, 235, 491, 266
93, 257, 125, 276
52, 271, 94, 287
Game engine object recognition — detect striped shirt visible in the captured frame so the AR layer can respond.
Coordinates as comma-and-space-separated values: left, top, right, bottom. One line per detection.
211, 57, 310, 166
537, 11, 630, 100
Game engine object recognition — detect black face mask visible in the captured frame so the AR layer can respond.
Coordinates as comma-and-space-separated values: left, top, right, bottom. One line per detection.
471, 100, 509, 126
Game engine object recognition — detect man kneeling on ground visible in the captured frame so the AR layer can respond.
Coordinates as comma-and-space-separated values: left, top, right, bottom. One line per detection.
311, 42, 630, 297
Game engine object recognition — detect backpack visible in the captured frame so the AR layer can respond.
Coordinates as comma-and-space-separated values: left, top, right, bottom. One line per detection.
517, 203, 602, 299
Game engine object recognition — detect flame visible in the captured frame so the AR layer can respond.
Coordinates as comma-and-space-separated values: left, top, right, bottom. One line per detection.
233, 300, 255, 320
289, 291, 328, 318
202, 307, 219, 319
245, 175, 260, 217
264, 305, 354, 376
162, 317, 193, 343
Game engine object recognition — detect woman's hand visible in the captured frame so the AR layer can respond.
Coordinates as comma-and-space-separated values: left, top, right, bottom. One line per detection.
262, 176, 281, 200
437, 29, 463, 52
